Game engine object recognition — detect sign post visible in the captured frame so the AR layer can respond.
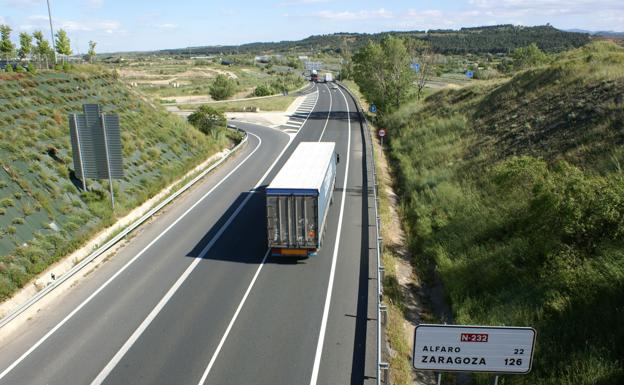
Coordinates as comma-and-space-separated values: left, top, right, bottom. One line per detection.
413, 324, 536, 381
378, 128, 386, 150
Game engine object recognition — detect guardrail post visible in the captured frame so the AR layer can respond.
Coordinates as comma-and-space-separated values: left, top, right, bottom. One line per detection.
378, 265, 385, 285
380, 362, 389, 384
380, 304, 388, 325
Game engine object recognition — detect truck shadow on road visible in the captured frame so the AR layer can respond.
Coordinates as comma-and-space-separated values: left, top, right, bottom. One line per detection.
185, 187, 309, 265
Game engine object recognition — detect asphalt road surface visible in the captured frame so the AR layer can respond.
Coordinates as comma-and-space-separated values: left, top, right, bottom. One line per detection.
0, 82, 377, 385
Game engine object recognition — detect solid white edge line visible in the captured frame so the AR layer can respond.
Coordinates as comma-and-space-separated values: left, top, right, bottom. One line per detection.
90, 119, 299, 384
309, 86, 352, 385
195, 82, 328, 384
0, 133, 263, 382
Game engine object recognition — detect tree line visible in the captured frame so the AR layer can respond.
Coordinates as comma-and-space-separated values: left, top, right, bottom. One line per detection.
156, 25, 590, 57
0, 24, 97, 70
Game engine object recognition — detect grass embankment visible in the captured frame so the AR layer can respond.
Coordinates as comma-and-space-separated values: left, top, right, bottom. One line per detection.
381, 41, 624, 384
178, 94, 297, 112
0, 66, 229, 301
343, 79, 427, 384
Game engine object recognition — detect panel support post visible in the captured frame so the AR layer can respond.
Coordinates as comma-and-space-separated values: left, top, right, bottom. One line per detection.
72, 114, 88, 191
101, 114, 115, 210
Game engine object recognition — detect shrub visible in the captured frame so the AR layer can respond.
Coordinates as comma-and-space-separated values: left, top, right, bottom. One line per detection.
253, 84, 272, 97
209, 74, 236, 101
187, 105, 226, 135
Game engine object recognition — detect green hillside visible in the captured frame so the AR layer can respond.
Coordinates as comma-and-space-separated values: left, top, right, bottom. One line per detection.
155, 25, 589, 56
0, 67, 228, 300
381, 41, 624, 384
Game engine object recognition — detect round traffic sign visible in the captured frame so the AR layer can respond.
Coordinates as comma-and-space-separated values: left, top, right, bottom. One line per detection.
378, 129, 386, 137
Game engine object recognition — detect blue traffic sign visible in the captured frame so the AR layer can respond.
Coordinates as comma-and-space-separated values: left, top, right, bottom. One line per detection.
466, 70, 474, 79
411, 63, 420, 72
369, 104, 377, 113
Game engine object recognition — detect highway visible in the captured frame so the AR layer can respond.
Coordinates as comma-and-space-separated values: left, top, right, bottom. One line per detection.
0, 82, 377, 385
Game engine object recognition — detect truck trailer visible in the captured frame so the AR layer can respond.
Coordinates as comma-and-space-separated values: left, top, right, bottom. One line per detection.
324, 73, 333, 82
310, 69, 319, 82
266, 142, 337, 257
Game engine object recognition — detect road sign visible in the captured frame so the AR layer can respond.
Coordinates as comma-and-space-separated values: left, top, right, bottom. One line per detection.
466, 70, 474, 79
69, 104, 124, 208
378, 129, 386, 137
369, 104, 377, 113
413, 324, 536, 374
411, 63, 420, 72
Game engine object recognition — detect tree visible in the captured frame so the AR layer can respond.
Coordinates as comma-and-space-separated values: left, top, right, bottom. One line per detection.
0, 25, 15, 61
55, 29, 72, 60
339, 37, 353, 80
187, 105, 226, 135
18, 32, 32, 60
512, 43, 548, 69
33, 30, 54, 68
209, 74, 236, 101
87, 40, 97, 63
353, 35, 415, 114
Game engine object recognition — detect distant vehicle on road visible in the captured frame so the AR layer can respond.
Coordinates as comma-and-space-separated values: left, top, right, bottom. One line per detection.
324, 73, 333, 82
266, 142, 338, 257
310, 69, 319, 82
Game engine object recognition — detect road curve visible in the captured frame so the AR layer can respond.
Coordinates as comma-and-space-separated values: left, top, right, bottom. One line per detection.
0, 82, 377, 385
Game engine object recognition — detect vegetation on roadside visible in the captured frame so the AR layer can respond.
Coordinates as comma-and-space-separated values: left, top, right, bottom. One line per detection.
353, 36, 416, 115
180, 94, 297, 112
0, 67, 228, 301
377, 41, 624, 385
209, 74, 236, 100
187, 105, 227, 138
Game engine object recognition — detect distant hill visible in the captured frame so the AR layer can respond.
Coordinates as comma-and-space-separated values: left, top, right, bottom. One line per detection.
566, 29, 624, 38
153, 25, 590, 56
0, 68, 228, 300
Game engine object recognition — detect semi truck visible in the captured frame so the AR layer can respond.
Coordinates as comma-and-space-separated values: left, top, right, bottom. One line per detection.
310, 69, 319, 82
324, 73, 333, 82
266, 142, 338, 257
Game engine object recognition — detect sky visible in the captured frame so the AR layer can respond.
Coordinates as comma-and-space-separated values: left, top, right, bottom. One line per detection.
1, 0, 623, 53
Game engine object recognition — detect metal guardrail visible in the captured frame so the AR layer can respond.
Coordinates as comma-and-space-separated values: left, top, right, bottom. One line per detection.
336, 82, 386, 385
0, 127, 248, 330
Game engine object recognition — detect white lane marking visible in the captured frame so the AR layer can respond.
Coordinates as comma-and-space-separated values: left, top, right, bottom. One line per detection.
90, 188, 258, 385
91, 117, 303, 384
90, 120, 298, 384
309, 86, 352, 385
196, 80, 332, 385
318, 83, 333, 141
0, 133, 265, 382
284, 123, 302, 128
196, 249, 269, 385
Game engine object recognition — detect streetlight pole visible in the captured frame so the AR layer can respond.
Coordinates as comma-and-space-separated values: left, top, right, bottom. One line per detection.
46, 0, 57, 64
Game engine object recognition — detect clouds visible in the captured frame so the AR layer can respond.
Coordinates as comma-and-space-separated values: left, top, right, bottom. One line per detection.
315, 8, 393, 21
18, 14, 122, 34
277, 0, 330, 6
308, 2, 624, 32
153, 23, 178, 30
2, 0, 40, 7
